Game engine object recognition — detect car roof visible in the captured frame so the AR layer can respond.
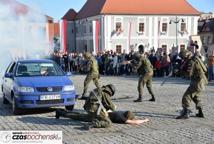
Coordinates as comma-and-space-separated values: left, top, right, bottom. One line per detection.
16, 59, 54, 63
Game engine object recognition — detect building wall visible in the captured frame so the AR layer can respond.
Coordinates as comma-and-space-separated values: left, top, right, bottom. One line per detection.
46, 22, 60, 52
200, 33, 213, 45
75, 15, 102, 53
105, 15, 199, 53
54, 23, 60, 37
199, 13, 214, 20
46, 23, 54, 43
46, 22, 60, 43
66, 21, 76, 52
75, 14, 199, 54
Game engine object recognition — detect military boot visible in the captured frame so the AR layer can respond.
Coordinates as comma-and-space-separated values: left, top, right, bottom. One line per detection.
80, 94, 88, 100
83, 122, 96, 130
196, 108, 204, 118
149, 95, 155, 102
55, 109, 67, 119
55, 109, 62, 119
133, 95, 142, 102
176, 108, 191, 119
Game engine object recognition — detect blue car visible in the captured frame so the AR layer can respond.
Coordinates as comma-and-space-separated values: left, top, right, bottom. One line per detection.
1, 59, 76, 114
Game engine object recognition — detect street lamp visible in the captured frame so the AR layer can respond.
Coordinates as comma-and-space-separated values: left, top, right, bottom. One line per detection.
169, 16, 184, 53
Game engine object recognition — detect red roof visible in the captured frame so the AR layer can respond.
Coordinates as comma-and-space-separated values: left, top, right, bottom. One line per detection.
76, 0, 200, 19
62, 9, 77, 21
76, 0, 105, 19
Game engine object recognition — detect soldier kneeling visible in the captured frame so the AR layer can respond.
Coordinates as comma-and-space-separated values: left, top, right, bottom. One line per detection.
56, 84, 149, 129
56, 84, 116, 129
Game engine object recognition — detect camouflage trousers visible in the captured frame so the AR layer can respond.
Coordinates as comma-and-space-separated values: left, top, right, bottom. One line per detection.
182, 86, 202, 110
138, 74, 155, 98
83, 73, 101, 96
58, 109, 111, 128
87, 110, 112, 128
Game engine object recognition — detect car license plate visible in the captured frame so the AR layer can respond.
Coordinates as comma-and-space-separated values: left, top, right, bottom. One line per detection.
40, 95, 61, 100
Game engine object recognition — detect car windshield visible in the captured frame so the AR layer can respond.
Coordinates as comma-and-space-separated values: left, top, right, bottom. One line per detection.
16, 62, 65, 77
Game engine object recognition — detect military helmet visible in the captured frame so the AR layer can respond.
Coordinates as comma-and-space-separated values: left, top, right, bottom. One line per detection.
83, 52, 92, 59
138, 45, 145, 54
133, 52, 141, 59
179, 50, 192, 59
179, 50, 186, 58
102, 84, 116, 96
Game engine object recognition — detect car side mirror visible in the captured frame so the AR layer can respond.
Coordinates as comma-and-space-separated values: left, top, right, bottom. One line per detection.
66, 72, 72, 76
5, 73, 13, 78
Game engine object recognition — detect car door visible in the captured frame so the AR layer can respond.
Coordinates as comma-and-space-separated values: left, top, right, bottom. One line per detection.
3, 62, 16, 99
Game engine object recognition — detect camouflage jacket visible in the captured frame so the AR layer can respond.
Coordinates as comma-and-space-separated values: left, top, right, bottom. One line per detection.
87, 56, 99, 74
136, 56, 153, 76
83, 88, 115, 115
189, 56, 208, 91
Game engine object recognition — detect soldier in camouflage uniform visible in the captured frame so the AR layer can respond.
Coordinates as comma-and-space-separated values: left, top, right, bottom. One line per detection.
56, 109, 149, 126
56, 84, 116, 129
56, 84, 149, 128
176, 50, 208, 119
83, 84, 116, 128
180, 51, 192, 79
81, 52, 101, 99
132, 45, 155, 102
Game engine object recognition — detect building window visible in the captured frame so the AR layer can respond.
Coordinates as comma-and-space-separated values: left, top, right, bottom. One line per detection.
76, 27, 78, 34
162, 45, 167, 53
139, 23, 144, 32
84, 25, 87, 33
84, 44, 87, 52
90, 25, 92, 33
201, 36, 205, 44
116, 45, 122, 54
181, 23, 186, 32
180, 45, 185, 51
162, 23, 167, 32
207, 36, 211, 44
116, 22, 122, 31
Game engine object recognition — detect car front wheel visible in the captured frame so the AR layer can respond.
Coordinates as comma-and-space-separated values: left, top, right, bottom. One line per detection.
12, 97, 21, 115
65, 105, 74, 111
3, 93, 9, 104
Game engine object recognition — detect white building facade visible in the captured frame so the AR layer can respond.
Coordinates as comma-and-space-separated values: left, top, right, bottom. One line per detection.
65, 0, 200, 54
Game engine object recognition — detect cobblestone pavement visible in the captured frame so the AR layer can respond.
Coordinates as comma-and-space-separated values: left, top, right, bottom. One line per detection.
0, 75, 214, 144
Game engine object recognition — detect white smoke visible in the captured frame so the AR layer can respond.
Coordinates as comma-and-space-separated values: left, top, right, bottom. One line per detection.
0, 0, 50, 81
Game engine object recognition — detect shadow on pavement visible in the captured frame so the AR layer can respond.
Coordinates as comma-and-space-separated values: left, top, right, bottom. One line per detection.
134, 111, 177, 119
0, 97, 57, 116
16, 115, 84, 126
0, 97, 85, 116
0, 106, 56, 117
20, 108, 56, 115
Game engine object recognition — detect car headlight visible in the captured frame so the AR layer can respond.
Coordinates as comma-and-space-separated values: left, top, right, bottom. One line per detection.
63, 85, 75, 91
17, 87, 34, 93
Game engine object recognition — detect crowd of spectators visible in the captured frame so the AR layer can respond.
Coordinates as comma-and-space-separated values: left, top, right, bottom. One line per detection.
50, 49, 206, 79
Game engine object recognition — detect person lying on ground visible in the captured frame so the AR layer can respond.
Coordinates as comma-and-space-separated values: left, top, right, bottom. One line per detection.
55, 109, 149, 129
